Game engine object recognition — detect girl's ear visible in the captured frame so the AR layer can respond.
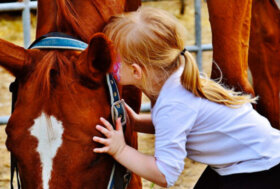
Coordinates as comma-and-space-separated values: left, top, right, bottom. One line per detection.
131, 63, 142, 80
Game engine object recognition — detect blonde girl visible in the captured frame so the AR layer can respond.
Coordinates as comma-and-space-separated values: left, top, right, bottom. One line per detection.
92, 7, 280, 188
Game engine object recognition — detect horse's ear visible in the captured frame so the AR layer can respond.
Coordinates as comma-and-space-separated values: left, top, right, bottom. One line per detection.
125, 0, 141, 11
86, 33, 115, 74
0, 39, 30, 76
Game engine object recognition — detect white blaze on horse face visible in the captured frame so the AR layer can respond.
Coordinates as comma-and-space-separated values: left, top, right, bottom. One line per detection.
29, 113, 64, 189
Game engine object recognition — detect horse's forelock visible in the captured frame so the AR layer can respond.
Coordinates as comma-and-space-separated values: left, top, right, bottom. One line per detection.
31, 51, 76, 100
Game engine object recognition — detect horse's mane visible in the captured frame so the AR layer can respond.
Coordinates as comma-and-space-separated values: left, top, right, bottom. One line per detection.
56, 0, 91, 42
55, 0, 125, 42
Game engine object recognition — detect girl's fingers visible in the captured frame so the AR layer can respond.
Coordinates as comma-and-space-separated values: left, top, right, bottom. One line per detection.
93, 147, 109, 153
100, 117, 113, 131
115, 117, 123, 131
124, 102, 134, 115
93, 136, 109, 145
96, 125, 111, 137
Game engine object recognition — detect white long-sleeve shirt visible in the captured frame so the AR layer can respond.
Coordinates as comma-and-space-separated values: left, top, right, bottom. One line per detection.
151, 66, 280, 187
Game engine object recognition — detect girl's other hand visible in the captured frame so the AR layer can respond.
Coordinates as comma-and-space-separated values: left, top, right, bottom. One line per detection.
93, 117, 126, 158
124, 102, 139, 130
125, 102, 155, 134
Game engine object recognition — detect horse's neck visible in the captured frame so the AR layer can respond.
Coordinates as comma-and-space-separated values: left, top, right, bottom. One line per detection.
36, 0, 131, 42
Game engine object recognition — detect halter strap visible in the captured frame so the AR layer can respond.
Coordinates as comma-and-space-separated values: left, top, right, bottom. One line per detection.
29, 37, 88, 50
106, 74, 127, 127
29, 32, 88, 50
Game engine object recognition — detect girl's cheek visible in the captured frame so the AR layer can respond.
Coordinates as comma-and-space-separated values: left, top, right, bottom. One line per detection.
112, 60, 121, 82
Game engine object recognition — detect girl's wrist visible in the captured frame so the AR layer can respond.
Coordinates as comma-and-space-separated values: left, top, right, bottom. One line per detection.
113, 144, 129, 160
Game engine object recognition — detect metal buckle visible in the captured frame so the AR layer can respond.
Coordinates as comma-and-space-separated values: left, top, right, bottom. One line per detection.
111, 99, 127, 127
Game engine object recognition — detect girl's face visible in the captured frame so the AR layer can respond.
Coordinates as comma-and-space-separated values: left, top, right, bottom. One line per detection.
112, 54, 143, 88
118, 61, 134, 85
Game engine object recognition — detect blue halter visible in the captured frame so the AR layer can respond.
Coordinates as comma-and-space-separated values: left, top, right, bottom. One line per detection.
29, 33, 88, 50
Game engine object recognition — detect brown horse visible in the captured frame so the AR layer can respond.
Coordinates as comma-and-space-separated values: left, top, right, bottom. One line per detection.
1, 0, 142, 188
207, 0, 280, 129
248, 0, 280, 129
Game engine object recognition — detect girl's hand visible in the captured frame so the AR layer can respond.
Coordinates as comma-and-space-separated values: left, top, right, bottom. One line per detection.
93, 117, 126, 158
125, 102, 155, 134
124, 102, 139, 130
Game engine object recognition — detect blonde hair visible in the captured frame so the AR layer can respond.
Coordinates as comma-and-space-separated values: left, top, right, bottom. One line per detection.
104, 6, 256, 107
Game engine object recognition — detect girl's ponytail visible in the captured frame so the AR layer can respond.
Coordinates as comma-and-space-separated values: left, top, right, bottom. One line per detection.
180, 51, 257, 107
181, 51, 203, 97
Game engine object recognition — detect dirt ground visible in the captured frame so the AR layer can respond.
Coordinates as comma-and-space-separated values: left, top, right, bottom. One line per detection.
0, 1, 212, 188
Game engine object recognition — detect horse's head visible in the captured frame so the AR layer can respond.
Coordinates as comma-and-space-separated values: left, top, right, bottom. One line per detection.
1, 33, 124, 188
